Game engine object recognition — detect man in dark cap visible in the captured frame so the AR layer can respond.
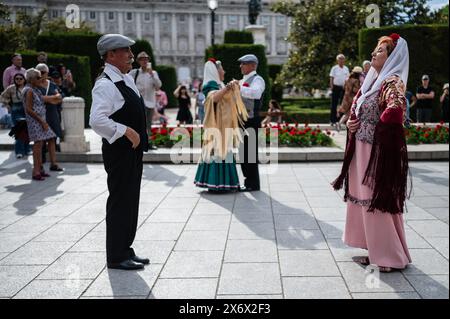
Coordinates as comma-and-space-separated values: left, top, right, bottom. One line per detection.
89, 34, 149, 270
235, 54, 265, 192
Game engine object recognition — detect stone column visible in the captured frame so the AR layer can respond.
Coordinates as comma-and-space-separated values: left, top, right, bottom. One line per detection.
239, 15, 245, 30
99, 11, 106, 34
271, 16, 277, 56
154, 13, 160, 51
136, 12, 142, 39
222, 14, 227, 33
189, 14, 195, 53
60, 97, 90, 153
171, 13, 178, 52
206, 13, 211, 47
118, 12, 124, 34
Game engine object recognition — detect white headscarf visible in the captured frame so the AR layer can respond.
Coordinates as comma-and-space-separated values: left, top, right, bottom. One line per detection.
203, 60, 225, 89
356, 37, 409, 116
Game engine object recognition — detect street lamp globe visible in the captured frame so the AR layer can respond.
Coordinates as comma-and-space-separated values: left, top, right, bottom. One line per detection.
208, 0, 218, 11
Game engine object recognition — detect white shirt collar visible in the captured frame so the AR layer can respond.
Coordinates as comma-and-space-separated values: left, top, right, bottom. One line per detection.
104, 63, 126, 83
243, 71, 257, 82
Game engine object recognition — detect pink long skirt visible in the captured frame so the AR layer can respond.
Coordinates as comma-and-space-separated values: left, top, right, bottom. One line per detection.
343, 140, 412, 269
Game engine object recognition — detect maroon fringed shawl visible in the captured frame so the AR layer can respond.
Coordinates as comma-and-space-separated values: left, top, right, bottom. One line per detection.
332, 76, 411, 214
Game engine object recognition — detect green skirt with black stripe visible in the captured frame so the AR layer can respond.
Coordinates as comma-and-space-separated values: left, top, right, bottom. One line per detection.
194, 152, 240, 191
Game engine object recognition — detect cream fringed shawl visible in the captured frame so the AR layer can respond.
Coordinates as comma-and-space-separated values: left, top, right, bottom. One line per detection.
201, 87, 248, 162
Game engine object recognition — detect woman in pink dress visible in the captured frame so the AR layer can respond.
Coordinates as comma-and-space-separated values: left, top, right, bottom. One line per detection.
332, 33, 412, 273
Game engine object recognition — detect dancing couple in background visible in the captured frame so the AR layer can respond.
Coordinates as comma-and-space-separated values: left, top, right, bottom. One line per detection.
194, 54, 265, 193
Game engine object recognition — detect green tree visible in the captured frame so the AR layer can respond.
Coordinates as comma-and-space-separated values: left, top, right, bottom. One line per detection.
0, 4, 95, 52
271, 0, 437, 91
429, 4, 449, 24
15, 8, 48, 50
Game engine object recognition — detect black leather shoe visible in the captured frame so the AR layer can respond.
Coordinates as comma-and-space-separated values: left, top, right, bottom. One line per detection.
239, 186, 260, 192
107, 259, 144, 270
131, 255, 150, 265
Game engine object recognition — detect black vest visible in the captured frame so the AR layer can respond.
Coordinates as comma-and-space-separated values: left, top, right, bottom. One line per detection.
101, 72, 149, 152
242, 74, 264, 119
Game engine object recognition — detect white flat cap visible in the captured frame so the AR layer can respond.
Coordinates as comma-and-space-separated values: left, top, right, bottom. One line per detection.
238, 54, 258, 64
97, 34, 135, 56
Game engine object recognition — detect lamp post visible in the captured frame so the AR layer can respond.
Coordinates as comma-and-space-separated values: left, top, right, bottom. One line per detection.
208, 0, 218, 46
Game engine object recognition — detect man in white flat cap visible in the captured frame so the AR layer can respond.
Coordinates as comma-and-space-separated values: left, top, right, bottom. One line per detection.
235, 54, 265, 192
89, 34, 149, 270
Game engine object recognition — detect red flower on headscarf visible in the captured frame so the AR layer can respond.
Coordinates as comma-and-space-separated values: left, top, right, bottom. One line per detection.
389, 33, 400, 46
208, 58, 217, 63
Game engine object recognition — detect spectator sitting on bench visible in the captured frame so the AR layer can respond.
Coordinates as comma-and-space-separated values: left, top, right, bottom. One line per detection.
261, 99, 282, 126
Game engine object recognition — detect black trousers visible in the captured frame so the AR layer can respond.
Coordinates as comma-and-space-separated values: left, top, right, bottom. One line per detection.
241, 117, 260, 189
330, 85, 344, 124
102, 142, 143, 263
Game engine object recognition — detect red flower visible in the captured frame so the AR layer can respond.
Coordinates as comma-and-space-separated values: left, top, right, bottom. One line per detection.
242, 83, 250, 87
160, 128, 168, 135
389, 33, 400, 45
208, 58, 217, 63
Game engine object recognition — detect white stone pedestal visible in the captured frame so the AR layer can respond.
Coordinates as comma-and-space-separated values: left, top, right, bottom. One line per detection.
245, 24, 267, 46
60, 97, 90, 153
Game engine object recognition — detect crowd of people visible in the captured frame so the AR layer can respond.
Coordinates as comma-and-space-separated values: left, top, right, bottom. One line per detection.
329, 53, 449, 129
0, 52, 75, 180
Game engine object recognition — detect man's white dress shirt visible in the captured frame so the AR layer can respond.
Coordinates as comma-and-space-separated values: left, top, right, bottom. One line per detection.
239, 71, 265, 100
89, 63, 141, 144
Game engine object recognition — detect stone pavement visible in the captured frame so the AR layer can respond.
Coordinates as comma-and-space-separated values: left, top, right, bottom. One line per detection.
0, 154, 448, 299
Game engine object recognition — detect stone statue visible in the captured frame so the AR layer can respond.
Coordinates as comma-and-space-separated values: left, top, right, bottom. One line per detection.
248, 0, 262, 25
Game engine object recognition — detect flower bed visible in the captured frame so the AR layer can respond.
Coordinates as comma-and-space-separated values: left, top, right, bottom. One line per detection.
264, 123, 333, 147
405, 123, 449, 144
149, 124, 334, 148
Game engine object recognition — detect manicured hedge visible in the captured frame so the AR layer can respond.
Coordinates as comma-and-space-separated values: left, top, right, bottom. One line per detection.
268, 64, 283, 102
284, 109, 330, 124
155, 64, 178, 108
281, 98, 331, 110
0, 50, 92, 126
359, 24, 449, 121
36, 32, 102, 86
205, 44, 271, 110
131, 39, 157, 69
224, 30, 254, 44
37, 32, 157, 83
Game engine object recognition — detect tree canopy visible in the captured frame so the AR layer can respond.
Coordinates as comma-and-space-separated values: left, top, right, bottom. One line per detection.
271, 0, 447, 91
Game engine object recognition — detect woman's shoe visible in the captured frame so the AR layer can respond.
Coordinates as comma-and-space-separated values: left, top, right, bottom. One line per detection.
32, 174, 45, 181
355, 256, 370, 266
40, 169, 50, 177
50, 164, 64, 172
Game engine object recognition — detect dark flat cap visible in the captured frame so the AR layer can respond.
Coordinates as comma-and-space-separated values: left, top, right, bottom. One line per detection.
97, 34, 135, 56
238, 54, 258, 64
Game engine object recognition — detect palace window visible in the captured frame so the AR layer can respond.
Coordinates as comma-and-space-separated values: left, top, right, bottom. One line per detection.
126, 12, 133, 22
108, 12, 115, 21
228, 15, 237, 25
